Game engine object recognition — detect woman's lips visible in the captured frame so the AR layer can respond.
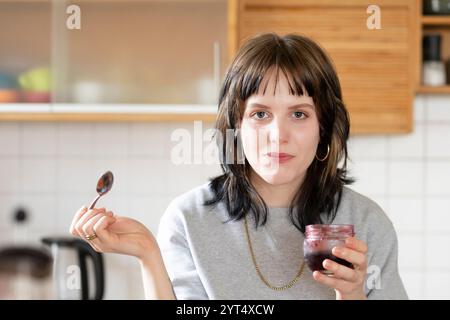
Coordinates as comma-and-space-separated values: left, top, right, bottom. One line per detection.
266, 152, 295, 164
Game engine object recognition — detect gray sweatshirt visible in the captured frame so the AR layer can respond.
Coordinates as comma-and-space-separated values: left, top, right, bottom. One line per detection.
157, 183, 408, 300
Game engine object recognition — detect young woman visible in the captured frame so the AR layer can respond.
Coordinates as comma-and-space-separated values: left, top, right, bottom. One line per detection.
70, 33, 408, 300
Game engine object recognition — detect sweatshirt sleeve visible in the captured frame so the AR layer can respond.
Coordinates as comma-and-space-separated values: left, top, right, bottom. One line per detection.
156, 201, 209, 300
365, 224, 409, 300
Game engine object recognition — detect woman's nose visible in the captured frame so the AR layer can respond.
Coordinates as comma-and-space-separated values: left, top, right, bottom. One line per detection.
268, 118, 288, 144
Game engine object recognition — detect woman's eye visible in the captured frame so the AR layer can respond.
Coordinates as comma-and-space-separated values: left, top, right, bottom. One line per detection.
253, 111, 268, 119
293, 111, 306, 119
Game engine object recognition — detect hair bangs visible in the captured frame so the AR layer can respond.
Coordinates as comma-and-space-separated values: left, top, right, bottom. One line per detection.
236, 43, 318, 104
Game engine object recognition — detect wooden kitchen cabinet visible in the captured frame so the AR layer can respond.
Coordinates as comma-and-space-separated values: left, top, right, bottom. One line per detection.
229, 0, 420, 134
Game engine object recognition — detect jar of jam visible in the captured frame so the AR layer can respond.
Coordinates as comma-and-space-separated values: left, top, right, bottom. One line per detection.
303, 224, 355, 275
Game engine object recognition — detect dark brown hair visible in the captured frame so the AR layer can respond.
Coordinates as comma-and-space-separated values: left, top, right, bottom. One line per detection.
205, 32, 353, 233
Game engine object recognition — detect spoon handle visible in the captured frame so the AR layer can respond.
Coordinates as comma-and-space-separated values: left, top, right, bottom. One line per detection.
88, 194, 101, 210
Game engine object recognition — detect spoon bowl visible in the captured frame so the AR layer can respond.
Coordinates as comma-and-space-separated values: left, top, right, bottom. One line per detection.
88, 171, 114, 209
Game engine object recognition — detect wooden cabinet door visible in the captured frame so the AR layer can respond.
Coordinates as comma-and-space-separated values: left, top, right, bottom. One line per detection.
229, 0, 419, 134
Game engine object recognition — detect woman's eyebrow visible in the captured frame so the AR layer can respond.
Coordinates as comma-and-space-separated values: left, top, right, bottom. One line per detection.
247, 103, 270, 109
248, 103, 314, 109
287, 103, 314, 110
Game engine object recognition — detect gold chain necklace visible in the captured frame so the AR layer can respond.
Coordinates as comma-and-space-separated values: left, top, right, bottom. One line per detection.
244, 215, 305, 291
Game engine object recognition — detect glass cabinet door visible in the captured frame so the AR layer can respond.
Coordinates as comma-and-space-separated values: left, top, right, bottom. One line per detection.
0, 0, 51, 105
52, 0, 228, 105
0, 0, 228, 107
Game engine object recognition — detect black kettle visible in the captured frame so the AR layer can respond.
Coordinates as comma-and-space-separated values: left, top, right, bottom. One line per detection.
41, 237, 104, 300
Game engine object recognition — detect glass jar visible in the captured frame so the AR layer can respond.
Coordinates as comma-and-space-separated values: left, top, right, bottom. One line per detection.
303, 224, 355, 275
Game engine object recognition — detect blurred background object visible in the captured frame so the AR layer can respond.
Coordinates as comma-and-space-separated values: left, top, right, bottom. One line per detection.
423, 0, 450, 15
41, 237, 105, 300
0, 246, 53, 299
18, 67, 51, 103
0, 206, 53, 299
0, 205, 104, 299
0, 72, 19, 103
423, 34, 447, 86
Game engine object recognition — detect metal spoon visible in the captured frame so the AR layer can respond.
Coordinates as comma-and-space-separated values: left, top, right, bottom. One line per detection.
88, 171, 114, 210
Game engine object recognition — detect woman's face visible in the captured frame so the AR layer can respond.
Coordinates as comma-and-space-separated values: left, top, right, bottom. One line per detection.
240, 69, 320, 187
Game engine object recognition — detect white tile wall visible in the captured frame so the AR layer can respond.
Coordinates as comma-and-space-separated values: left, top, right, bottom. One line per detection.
0, 157, 20, 192
426, 124, 450, 158
397, 233, 424, 272
425, 235, 450, 271
203, 163, 223, 181
1, 94, 450, 299
127, 158, 169, 195
425, 197, 450, 232
413, 95, 425, 124
103, 254, 135, 300
0, 123, 20, 156
388, 124, 424, 159
425, 272, 450, 299
129, 123, 169, 157
19, 194, 57, 232
425, 161, 450, 196
128, 194, 173, 234
56, 157, 93, 193
348, 135, 387, 160
388, 161, 423, 196
92, 123, 129, 157
0, 194, 21, 228
401, 272, 423, 300
21, 123, 57, 156
167, 163, 210, 195
426, 95, 450, 122
388, 197, 423, 233
347, 159, 387, 196
22, 158, 57, 193
57, 123, 94, 156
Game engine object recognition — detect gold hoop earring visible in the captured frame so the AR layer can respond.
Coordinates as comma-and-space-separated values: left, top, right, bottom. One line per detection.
315, 144, 330, 162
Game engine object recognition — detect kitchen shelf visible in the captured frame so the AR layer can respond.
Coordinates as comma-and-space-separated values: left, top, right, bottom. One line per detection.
422, 16, 450, 26
0, 103, 217, 122
418, 2, 450, 95
417, 85, 450, 94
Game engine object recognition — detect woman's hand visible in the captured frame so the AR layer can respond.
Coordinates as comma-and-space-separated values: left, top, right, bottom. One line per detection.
312, 237, 368, 300
70, 206, 176, 300
69, 206, 159, 260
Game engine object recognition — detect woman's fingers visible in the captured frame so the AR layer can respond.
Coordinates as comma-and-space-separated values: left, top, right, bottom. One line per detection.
322, 259, 359, 282
82, 212, 116, 252
313, 237, 369, 299
69, 206, 88, 235
332, 246, 367, 269
345, 237, 368, 254
91, 215, 118, 251
73, 208, 106, 237
81, 211, 113, 237
313, 271, 353, 293
81, 211, 112, 249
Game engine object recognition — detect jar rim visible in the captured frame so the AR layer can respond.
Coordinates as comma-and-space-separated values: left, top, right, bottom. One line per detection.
306, 224, 354, 229
305, 224, 355, 237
